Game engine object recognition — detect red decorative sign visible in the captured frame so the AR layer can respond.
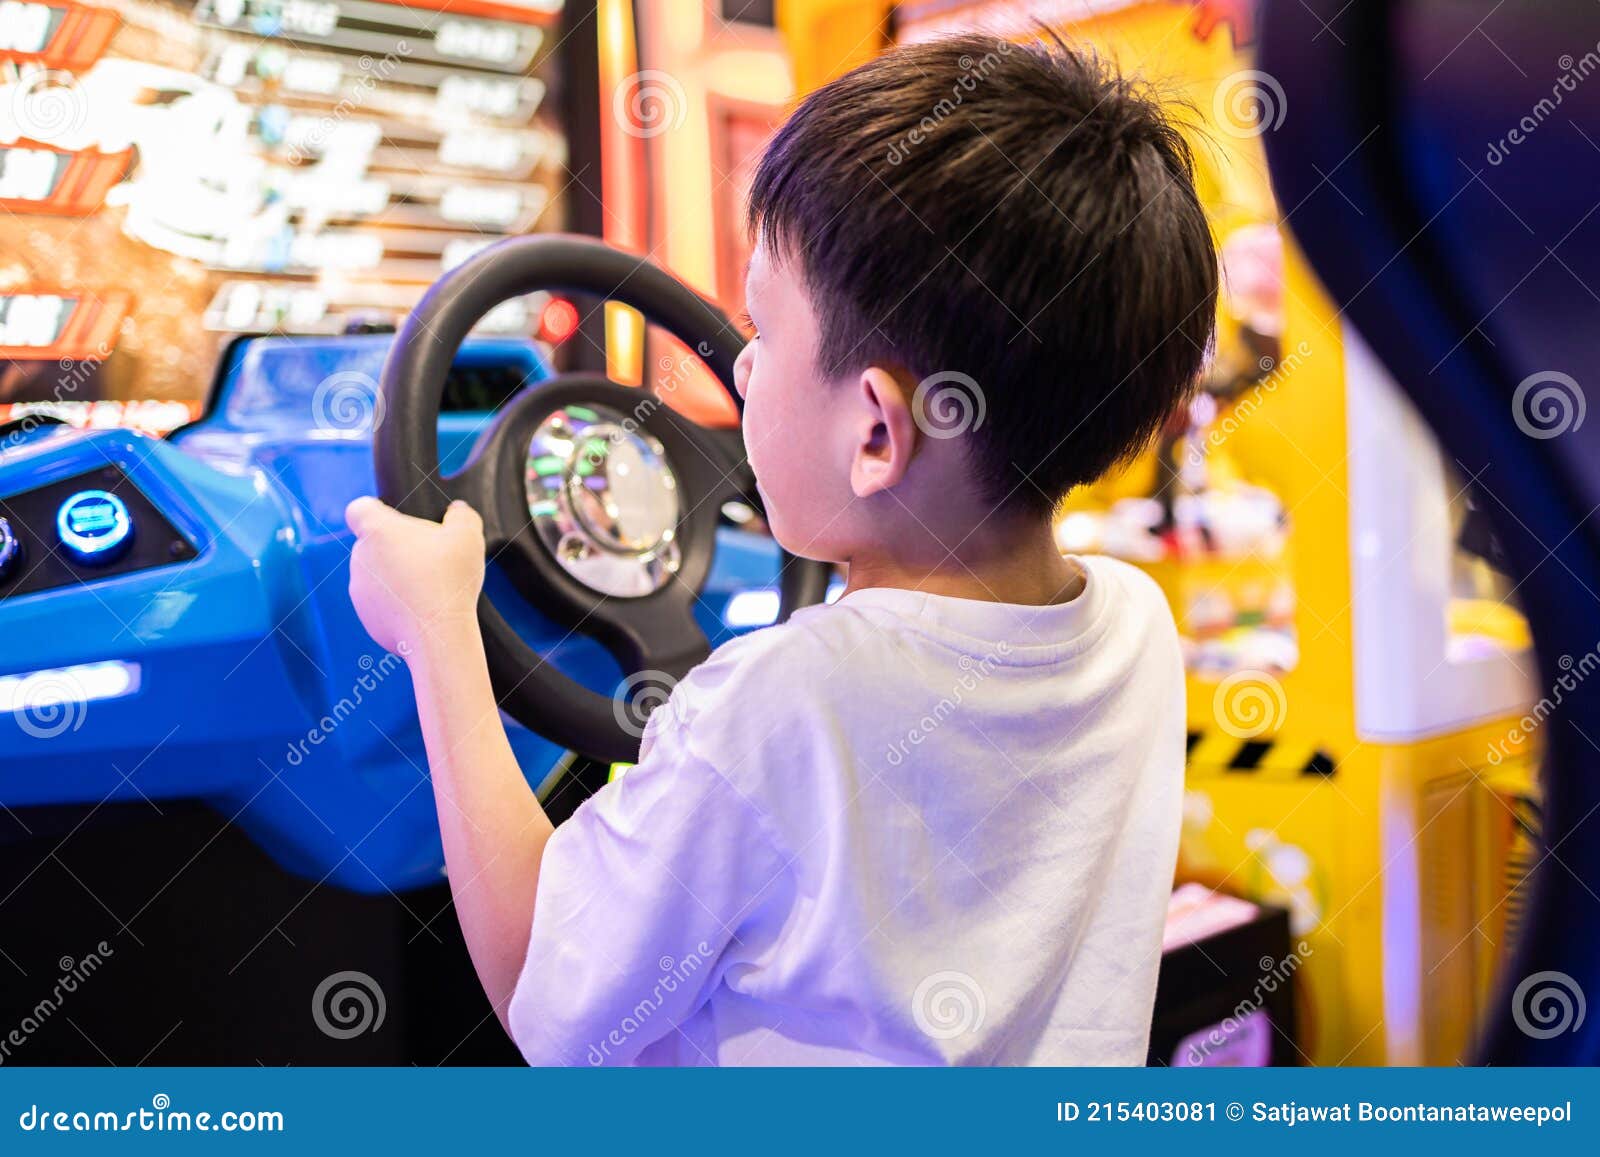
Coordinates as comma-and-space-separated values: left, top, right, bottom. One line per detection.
0, 2, 120, 70
369, 0, 562, 26
0, 140, 132, 216
0, 290, 130, 361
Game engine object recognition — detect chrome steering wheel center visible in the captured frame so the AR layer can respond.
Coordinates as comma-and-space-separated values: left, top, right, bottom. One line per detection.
525, 404, 683, 598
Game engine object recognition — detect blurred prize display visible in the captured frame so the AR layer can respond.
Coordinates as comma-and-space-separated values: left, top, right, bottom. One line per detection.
0, 0, 572, 410
1055, 477, 1297, 679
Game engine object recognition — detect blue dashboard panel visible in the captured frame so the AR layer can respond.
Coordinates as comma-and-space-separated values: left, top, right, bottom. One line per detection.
0, 334, 790, 892
1, 466, 197, 594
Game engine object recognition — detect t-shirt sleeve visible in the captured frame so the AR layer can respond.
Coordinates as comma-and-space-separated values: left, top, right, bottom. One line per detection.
506, 702, 791, 1066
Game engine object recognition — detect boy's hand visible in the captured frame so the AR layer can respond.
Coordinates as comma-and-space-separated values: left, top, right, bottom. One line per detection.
346, 496, 485, 656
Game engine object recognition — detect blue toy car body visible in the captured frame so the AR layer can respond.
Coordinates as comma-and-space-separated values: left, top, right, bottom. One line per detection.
0, 335, 790, 892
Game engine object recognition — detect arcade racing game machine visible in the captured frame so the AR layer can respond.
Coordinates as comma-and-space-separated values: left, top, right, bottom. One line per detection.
0, 0, 823, 1064
777, 0, 1596, 1065
4, 0, 1596, 1070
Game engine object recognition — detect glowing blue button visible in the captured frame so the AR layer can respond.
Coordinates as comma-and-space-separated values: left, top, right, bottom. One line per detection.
56, 490, 133, 564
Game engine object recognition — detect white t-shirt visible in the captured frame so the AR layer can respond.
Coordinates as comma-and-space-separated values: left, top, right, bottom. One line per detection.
508, 554, 1185, 1066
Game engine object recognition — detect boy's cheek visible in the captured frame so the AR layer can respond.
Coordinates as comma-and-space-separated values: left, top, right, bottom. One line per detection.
740, 388, 779, 475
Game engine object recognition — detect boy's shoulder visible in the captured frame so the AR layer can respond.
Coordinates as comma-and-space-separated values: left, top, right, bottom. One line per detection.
634, 558, 1180, 812
1080, 554, 1181, 653
662, 602, 856, 729
654, 554, 1172, 733
1086, 553, 1170, 613
640, 598, 894, 783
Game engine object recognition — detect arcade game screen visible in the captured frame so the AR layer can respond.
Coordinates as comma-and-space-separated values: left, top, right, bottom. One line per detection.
0, 0, 571, 430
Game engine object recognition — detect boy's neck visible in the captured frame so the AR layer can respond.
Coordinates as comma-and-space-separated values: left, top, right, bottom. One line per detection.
840, 511, 1083, 608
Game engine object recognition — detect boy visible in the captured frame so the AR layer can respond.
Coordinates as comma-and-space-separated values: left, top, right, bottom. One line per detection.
346, 33, 1218, 1065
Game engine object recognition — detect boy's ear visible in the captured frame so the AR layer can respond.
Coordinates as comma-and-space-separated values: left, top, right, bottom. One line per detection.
850, 365, 920, 499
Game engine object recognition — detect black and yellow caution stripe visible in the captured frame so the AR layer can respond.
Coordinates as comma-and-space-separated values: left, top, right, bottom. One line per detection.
1500, 792, 1542, 953
1185, 731, 1338, 780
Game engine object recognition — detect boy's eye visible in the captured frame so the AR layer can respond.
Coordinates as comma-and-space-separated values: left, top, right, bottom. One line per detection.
734, 310, 757, 338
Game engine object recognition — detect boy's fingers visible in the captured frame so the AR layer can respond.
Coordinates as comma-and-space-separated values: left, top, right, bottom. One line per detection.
349, 496, 479, 540
345, 495, 393, 536
444, 500, 483, 537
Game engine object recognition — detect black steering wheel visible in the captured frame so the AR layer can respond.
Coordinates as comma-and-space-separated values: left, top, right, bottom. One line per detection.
374, 235, 832, 763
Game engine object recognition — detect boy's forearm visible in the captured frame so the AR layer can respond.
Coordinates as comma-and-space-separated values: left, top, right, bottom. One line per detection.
410, 617, 554, 1031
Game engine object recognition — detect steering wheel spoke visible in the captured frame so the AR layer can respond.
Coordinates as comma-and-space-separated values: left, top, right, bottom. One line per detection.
437, 409, 529, 551
612, 581, 713, 680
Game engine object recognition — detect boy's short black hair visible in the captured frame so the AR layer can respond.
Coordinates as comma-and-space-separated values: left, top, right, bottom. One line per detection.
747, 33, 1219, 516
